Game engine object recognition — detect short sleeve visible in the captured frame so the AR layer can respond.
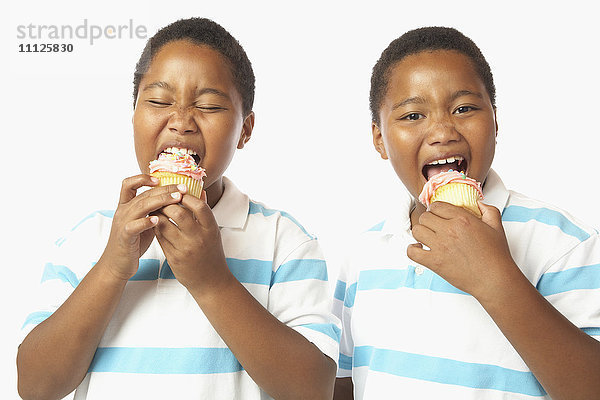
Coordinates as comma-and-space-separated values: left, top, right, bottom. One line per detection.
268, 237, 341, 365
536, 232, 600, 340
19, 210, 113, 343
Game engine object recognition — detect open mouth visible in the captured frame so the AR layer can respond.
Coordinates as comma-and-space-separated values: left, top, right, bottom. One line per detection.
160, 146, 201, 165
422, 156, 467, 180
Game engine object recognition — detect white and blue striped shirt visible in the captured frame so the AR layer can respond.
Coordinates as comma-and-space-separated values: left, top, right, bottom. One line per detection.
22, 177, 340, 400
334, 169, 600, 399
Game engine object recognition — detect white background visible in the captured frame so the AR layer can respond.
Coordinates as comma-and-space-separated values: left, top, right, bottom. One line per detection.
3, 1, 599, 398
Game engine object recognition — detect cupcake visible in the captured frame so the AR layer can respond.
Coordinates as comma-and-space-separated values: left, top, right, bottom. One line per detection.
149, 150, 206, 198
418, 170, 484, 217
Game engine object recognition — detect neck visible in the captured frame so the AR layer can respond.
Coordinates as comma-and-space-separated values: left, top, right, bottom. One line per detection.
204, 176, 224, 208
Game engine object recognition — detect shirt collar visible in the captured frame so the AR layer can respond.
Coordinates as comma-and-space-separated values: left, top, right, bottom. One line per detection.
382, 168, 510, 238
211, 176, 249, 229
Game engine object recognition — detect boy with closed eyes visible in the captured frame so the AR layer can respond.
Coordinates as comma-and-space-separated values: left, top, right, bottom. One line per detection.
18, 17, 339, 400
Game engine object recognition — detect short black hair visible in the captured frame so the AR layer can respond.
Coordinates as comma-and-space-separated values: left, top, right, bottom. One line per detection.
370, 26, 496, 126
133, 17, 255, 116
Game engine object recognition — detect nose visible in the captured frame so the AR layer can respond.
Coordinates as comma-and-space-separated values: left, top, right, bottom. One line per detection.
168, 107, 199, 135
426, 115, 461, 145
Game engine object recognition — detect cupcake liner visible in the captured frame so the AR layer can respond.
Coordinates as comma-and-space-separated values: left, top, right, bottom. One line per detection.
431, 182, 482, 217
151, 171, 204, 198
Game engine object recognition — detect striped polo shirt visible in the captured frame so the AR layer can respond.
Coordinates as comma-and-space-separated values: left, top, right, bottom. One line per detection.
21, 177, 340, 400
334, 169, 600, 399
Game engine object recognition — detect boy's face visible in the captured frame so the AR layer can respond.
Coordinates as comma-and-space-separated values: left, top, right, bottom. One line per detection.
133, 40, 252, 192
373, 50, 497, 202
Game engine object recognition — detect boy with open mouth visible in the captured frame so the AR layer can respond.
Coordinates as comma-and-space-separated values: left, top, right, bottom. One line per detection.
333, 27, 600, 399
17, 17, 338, 400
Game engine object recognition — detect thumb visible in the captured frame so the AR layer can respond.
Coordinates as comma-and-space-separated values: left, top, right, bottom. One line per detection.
479, 201, 503, 231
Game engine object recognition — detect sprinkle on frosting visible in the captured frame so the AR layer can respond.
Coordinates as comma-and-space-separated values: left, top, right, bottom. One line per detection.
149, 151, 206, 181
418, 169, 483, 208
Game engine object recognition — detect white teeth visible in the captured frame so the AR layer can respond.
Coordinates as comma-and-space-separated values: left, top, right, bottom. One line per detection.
428, 156, 463, 166
163, 146, 197, 156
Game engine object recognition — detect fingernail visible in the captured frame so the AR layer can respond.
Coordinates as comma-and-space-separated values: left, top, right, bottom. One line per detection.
171, 192, 181, 199
177, 184, 187, 192
149, 216, 159, 224
150, 177, 159, 183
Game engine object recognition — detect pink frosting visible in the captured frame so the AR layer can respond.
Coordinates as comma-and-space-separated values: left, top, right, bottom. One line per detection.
149, 152, 206, 181
418, 170, 483, 208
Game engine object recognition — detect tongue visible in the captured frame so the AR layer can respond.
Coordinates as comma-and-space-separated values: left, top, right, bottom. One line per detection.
425, 161, 460, 180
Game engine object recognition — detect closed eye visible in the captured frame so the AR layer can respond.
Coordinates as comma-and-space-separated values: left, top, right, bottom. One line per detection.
147, 100, 171, 107
196, 105, 226, 113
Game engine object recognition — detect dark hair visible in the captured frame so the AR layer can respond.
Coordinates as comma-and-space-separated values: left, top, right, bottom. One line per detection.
133, 17, 255, 116
370, 26, 496, 126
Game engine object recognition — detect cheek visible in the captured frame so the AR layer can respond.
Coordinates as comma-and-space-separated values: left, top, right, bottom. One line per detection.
133, 111, 164, 170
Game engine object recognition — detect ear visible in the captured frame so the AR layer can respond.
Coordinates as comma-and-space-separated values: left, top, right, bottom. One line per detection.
372, 122, 388, 160
237, 111, 255, 149
493, 107, 499, 139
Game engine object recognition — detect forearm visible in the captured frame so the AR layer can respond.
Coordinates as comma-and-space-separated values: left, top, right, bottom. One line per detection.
479, 266, 600, 400
17, 258, 127, 400
189, 274, 336, 400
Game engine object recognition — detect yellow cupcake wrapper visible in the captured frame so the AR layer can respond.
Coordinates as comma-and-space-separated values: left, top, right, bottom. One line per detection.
431, 182, 482, 217
150, 171, 204, 198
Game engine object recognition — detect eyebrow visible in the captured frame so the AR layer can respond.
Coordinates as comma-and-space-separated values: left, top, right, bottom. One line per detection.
142, 83, 230, 100
194, 87, 230, 100
142, 81, 173, 92
451, 90, 483, 101
392, 90, 484, 110
392, 96, 426, 111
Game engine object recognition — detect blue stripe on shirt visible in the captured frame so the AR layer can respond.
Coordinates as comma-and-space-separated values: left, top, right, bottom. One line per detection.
339, 353, 353, 370
159, 258, 273, 285
22, 311, 52, 329
356, 268, 467, 296
353, 346, 546, 397
129, 259, 161, 281
41, 263, 80, 288
42, 257, 325, 287
367, 221, 385, 232
89, 347, 243, 374
344, 282, 357, 308
56, 210, 115, 246
248, 201, 315, 240
300, 323, 341, 342
537, 264, 600, 296
582, 327, 600, 336
271, 259, 328, 286
160, 258, 327, 286
502, 205, 590, 242
334, 280, 346, 301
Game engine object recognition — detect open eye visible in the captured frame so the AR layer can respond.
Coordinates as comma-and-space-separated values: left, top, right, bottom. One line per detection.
402, 112, 425, 121
454, 105, 476, 114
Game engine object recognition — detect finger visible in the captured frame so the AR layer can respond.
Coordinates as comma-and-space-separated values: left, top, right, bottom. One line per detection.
123, 216, 159, 242
479, 201, 503, 231
180, 193, 217, 227
428, 201, 467, 219
159, 204, 195, 231
127, 185, 187, 219
411, 223, 436, 248
418, 210, 447, 233
407, 243, 431, 266
153, 214, 178, 248
119, 174, 159, 204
